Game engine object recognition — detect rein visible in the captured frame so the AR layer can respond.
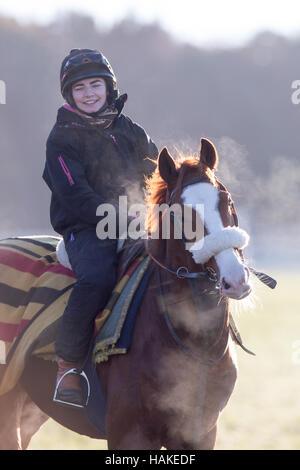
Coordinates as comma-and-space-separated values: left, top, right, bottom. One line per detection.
145, 239, 218, 282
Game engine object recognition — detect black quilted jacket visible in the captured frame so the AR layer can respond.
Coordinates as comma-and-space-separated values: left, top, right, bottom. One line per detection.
43, 104, 158, 238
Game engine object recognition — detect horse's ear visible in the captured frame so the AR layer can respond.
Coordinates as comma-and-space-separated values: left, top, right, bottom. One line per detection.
199, 138, 218, 171
158, 147, 177, 183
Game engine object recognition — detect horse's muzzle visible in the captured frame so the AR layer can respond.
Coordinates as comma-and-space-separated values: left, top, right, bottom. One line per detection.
220, 266, 252, 300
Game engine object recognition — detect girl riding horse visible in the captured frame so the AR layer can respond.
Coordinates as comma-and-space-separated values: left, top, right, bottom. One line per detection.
42, 48, 158, 407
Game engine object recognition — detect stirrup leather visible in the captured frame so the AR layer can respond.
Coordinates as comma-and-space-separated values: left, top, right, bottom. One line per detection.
53, 368, 91, 409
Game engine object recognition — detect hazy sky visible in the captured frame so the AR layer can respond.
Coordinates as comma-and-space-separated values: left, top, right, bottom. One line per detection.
0, 0, 299, 46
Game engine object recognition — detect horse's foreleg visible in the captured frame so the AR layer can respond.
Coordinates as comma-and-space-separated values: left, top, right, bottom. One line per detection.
0, 382, 48, 450
20, 393, 49, 449
0, 386, 24, 450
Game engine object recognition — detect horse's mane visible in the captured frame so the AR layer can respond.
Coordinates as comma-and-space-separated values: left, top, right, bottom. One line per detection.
145, 154, 216, 233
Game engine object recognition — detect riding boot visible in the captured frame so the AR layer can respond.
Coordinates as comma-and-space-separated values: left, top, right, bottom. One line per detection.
53, 357, 84, 407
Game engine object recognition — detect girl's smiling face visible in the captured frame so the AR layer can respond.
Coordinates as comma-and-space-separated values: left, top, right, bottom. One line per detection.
72, 77, 108, 113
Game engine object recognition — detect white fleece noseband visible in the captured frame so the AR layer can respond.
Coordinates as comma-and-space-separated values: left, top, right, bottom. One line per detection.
190, 226, 249, 264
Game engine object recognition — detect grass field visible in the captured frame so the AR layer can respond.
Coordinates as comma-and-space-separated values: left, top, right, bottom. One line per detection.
28, 269, 300, 450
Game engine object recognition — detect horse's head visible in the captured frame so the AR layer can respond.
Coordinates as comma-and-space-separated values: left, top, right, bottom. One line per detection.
146, 138, 251, 300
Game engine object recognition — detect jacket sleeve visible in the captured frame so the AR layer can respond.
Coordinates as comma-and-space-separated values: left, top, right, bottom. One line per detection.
43, 129, 105, 225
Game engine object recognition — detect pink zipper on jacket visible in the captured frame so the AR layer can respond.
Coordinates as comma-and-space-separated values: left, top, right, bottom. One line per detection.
58, 155, 75, 186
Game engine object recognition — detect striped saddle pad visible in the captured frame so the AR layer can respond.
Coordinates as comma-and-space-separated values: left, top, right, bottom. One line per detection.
0, 236, 150, 396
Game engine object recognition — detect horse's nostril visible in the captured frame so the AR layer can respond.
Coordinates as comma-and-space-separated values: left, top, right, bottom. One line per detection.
244, 266, 250, 281
222, 279, 231, 290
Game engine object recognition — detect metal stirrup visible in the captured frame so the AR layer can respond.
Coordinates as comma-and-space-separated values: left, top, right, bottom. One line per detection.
53, 368, 91, 409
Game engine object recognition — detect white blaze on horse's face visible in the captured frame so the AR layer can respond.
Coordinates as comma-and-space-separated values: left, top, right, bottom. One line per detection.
182, 182, 251, 300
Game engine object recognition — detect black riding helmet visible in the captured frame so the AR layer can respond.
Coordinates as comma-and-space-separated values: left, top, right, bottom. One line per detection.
60, 48, 118, 108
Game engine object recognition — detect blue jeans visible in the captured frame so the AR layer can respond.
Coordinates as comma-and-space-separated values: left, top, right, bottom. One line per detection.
55, 228, 118, 362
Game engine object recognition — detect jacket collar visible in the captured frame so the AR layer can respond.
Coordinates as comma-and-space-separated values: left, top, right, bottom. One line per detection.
56, 93, 128, 127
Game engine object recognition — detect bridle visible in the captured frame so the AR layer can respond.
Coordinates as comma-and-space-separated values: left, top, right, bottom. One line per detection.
144, 175, 229, 366
145, 243, 218, 282
145, 175, 276, 288
145, 175, 234, 285
145, 173, 276, 365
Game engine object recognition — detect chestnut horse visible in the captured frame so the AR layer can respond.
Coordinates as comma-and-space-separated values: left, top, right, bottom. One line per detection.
0, 138, 252, 450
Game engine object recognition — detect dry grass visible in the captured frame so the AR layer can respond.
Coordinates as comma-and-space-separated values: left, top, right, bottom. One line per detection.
216, 269, 300, 450
28, 270, 300, 450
